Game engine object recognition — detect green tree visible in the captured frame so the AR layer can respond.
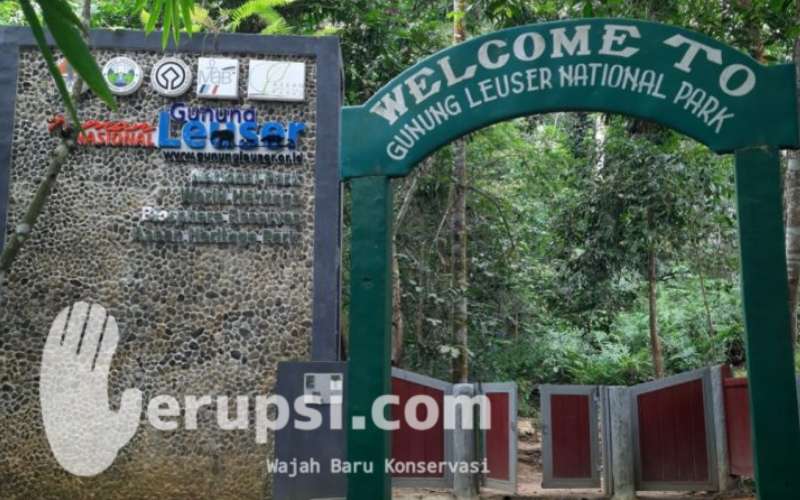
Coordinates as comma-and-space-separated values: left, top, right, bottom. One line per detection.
451, 0, 469, 384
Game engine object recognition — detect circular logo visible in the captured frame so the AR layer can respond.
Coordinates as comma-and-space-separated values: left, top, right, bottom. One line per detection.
102, 57, 143, 96
150, 57, 192, 97
56, 58, 89, 95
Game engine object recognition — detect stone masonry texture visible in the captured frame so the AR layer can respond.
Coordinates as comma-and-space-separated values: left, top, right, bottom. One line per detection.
0, 46, 318, 500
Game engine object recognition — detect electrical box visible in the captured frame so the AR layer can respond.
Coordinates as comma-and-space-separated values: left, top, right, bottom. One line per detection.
304, 372, 344, 404
273, 361, 348, 500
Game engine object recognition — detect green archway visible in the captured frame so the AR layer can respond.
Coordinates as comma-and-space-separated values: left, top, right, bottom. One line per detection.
341, 18, 800, 500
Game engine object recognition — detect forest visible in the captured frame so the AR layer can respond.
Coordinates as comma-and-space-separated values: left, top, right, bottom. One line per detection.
2, 0, 798, 416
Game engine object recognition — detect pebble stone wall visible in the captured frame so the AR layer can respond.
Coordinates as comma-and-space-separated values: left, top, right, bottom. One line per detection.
0, 46, 319, 499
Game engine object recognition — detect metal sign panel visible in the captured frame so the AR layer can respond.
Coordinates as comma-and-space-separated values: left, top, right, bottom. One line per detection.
540, 384, 601, 489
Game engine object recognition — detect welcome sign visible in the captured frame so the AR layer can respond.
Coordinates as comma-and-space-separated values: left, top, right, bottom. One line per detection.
338, 18, 800, 500
341, 18, 798, 178
0, 29, 341, 499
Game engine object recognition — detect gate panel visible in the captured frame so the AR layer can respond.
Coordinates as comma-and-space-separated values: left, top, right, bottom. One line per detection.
541, 385, 600, 489
553, 394, 592, 478
722, 375, 800, 478
390, 368, 453, 488
486, 392, 510, 480
391, 378, 445, 476
723, 377, 753, 477
631, 368, 718, 491
480, 382, 518, 493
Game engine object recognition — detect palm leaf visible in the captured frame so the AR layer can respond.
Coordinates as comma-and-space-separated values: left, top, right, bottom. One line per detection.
161, 0, 173, 48
18, 0, 81, 128
143, 0, 196, 48
180, 0, 193, 36
41, 0, 86, 34
172, 1, 181, 45
145, 0, 163, 32
36, 0, 116, 109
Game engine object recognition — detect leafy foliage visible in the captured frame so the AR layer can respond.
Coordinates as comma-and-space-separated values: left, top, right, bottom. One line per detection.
229, 0, 293, 33
93, 0, 145, 29
0, 1, 25, 25
391, 112, 746, 413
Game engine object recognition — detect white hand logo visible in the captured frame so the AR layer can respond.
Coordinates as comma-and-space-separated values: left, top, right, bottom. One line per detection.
40, 302, 142, 476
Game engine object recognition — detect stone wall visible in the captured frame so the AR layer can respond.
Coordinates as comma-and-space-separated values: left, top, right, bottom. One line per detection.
0, 37, 331, 499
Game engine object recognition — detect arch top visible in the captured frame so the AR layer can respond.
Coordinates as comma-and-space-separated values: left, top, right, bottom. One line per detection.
341, 17, 799, 179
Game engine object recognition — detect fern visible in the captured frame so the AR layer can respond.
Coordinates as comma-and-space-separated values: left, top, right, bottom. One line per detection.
261, 17, 290, 35
314, 25, 342, 37
229, 0, 293, 31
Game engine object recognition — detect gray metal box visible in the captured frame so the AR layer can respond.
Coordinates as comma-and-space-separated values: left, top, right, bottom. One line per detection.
272, 361, 348, 500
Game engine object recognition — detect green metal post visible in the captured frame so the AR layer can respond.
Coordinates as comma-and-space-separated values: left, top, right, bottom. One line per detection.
347, 175, 393, 500
734, 147, 800, 498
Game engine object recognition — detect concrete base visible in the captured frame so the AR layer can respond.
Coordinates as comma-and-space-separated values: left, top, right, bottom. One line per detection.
453, 383, 480, 500
710, 365, 735, 492
608, 387, 635, 500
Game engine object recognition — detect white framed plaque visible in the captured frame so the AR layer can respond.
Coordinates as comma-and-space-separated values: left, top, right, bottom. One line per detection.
248, 60, 306, 102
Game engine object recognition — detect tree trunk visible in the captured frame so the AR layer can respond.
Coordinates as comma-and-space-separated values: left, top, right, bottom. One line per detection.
699, 273, 716, 336
594, 113, 607, 172
81, 0, 92, 28
451, 0, 469, 384
391, 165, 424, 365
452, 140, 468, 383
632, 121, 665, 378
391, 249, 404, 366
648, 247, 665, 378
415, 261, 425, 344
785, 1, 800, 347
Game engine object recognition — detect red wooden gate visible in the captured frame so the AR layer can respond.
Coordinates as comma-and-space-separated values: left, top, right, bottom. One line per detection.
720, 373, 800, 478
389, 369, 518, 492
541, 385, 601, 488
630, 368, 718, 491
390, 368, 452, 487
722, 375, 752, 477
480, 383, 517, 492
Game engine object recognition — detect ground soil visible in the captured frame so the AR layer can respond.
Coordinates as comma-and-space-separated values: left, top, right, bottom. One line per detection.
392, 418, 755, 500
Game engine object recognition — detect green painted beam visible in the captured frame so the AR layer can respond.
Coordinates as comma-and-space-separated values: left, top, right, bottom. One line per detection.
734, 147, 800, 499
341, 19, 800, 180
346, 176, 393, 500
